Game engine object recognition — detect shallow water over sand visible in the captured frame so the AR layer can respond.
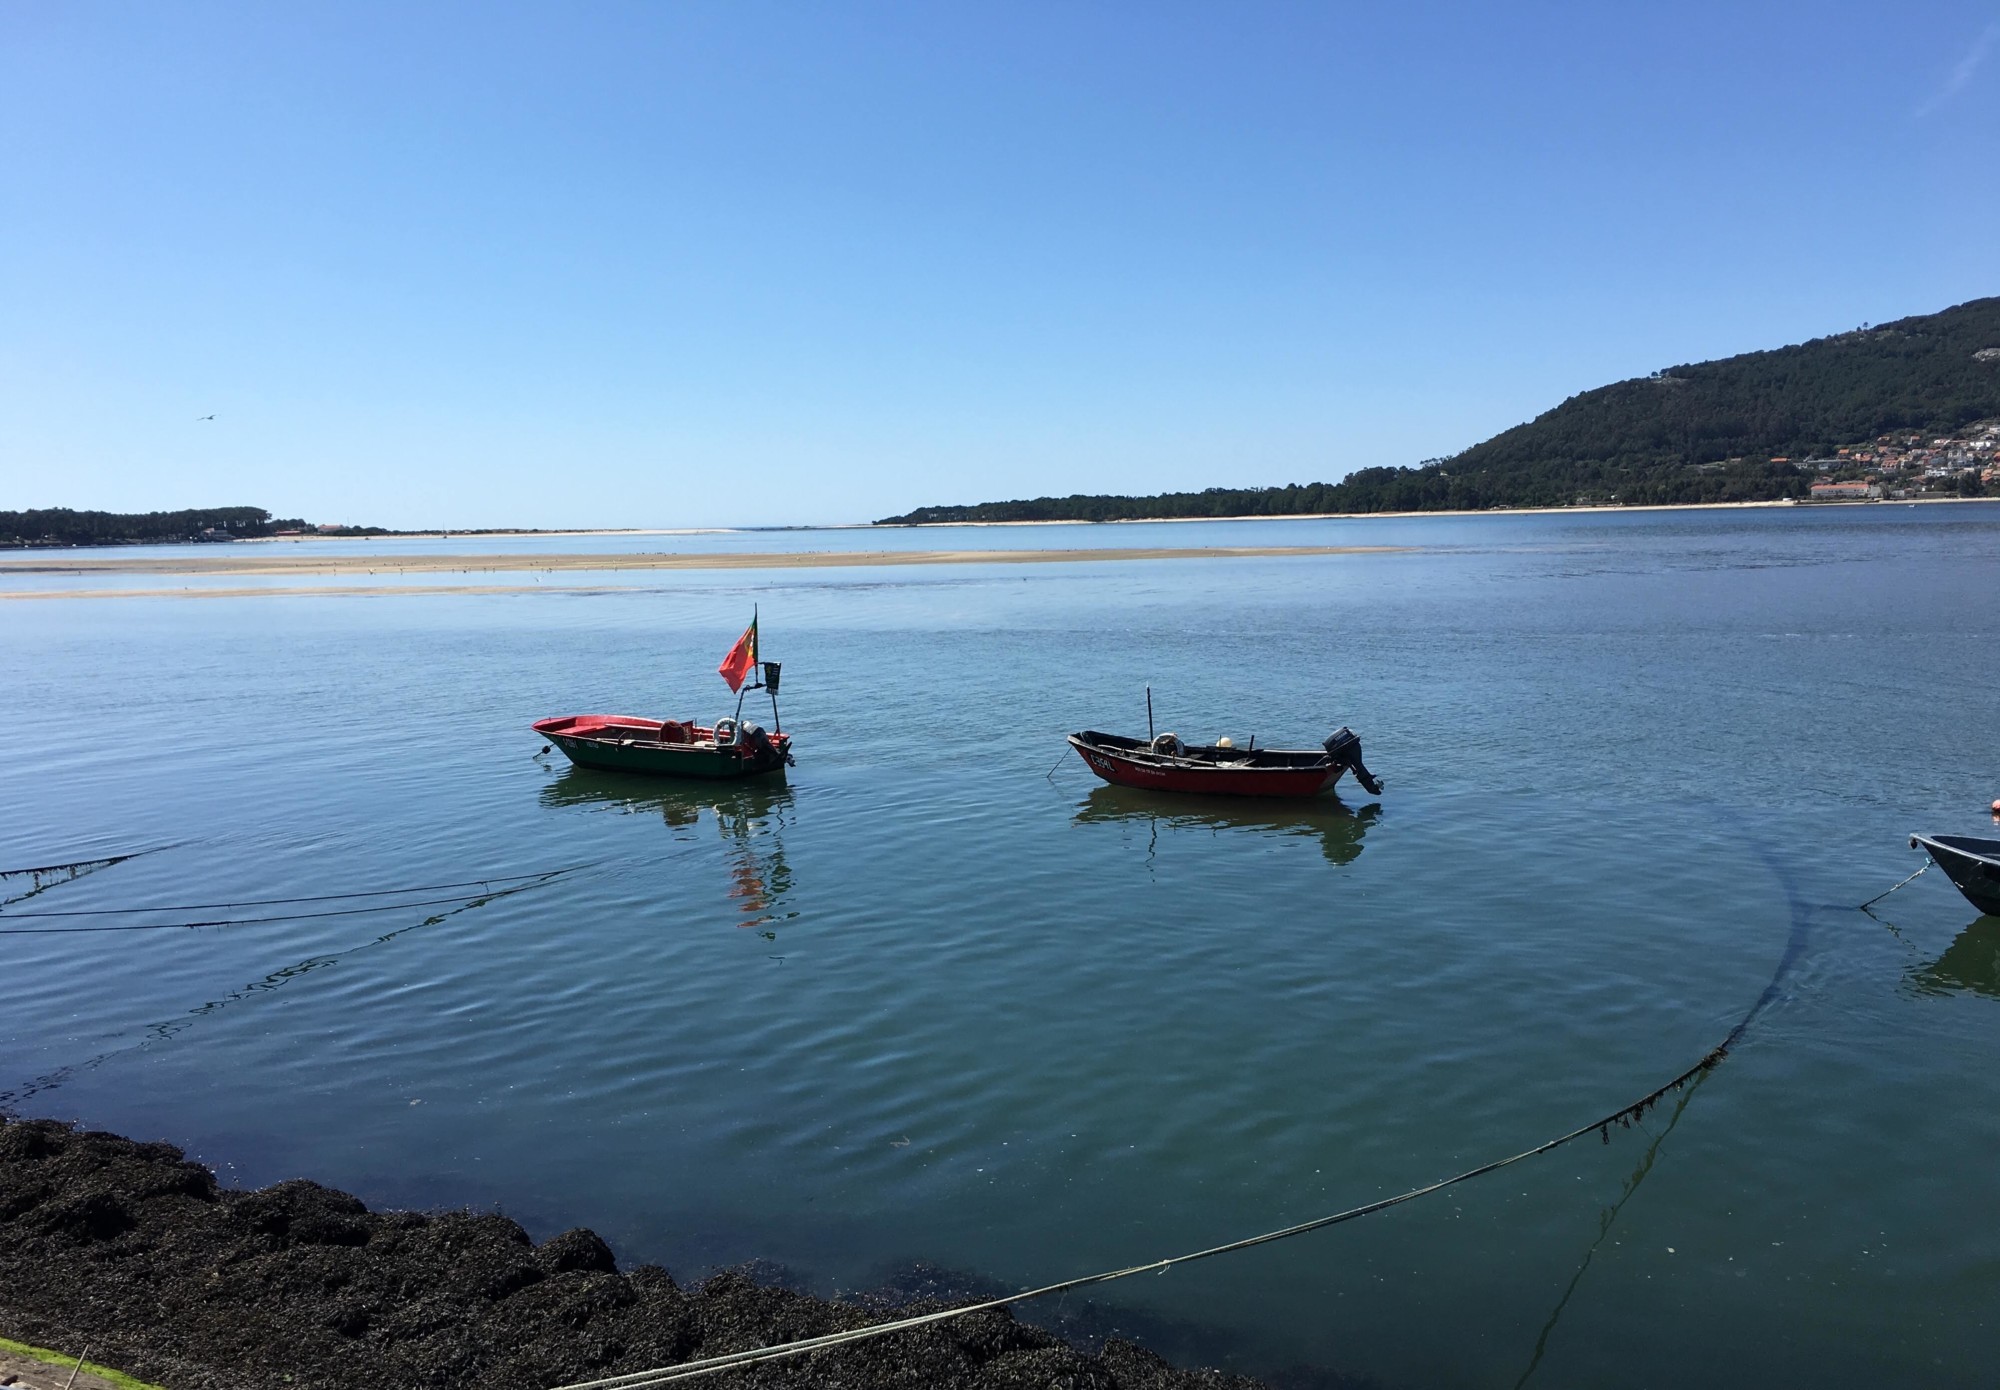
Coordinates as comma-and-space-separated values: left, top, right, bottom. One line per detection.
6, 504, 2000, 1388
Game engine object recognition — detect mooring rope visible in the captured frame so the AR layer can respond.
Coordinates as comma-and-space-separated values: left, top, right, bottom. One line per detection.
0, 868, 589, 918
547, 1043, 1733, 1390
1858, 859, 1927, 911
1510, 1067, 1710, 1388
556, 815, 1832, 1390
0, 850, 163, 909
0, 868, 583, 935
0, 854, 137, 880
0, 874, 557, 1112
0, 893, 513, 934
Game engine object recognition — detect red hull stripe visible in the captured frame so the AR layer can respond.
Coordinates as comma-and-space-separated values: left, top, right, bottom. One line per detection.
1071, 744, 1336, 798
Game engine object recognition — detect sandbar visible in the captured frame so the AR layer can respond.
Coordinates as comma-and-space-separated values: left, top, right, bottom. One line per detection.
0, 583, 647, 601
0, 544, 1407, 600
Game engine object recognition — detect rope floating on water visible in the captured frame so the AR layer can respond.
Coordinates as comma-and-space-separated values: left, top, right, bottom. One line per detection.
0, 849, 169, 909
547, 1043, 1736, 1390
1510, 1069, 1709, 1388
0, 892, 511, 934
555, 815, 1825, 1389
0, 844, 188, 880
0, 867, 583, 934
0, 853, 138, 880
0, 876, 558, 1111
0, 868, 590, 918
602, 810, 1813, 1390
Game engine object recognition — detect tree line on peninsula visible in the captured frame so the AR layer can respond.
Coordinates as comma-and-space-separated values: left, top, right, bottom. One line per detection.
0, 507, 402, 547
877, 295, 2000, 523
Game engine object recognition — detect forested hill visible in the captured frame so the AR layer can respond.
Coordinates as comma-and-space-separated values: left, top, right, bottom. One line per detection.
876, 295, 2000, 523
0, 507, 306, 547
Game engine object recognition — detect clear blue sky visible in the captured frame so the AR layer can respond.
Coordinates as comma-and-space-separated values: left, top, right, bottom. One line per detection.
4, 2, 1996, 529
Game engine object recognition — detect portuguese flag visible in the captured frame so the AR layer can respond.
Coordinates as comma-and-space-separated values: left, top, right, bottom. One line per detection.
718, 613, 758, 692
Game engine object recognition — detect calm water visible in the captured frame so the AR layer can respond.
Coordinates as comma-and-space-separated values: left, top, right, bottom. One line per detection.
5, 506, 1999, 1388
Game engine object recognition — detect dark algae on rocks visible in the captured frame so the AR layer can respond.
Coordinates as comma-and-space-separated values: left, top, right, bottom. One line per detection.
0, 1117, 1278, 1390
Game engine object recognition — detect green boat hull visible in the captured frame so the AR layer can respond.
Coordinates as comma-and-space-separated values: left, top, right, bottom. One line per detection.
534, 714, 791, 781
549, 735, 784, 779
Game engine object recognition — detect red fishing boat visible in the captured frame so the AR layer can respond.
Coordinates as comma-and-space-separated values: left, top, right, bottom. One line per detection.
534, 612, 793, 780
1067, 720, 1382, 800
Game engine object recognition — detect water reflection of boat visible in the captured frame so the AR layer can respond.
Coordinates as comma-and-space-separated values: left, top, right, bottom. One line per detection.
541, 769, 796, 931
1072, 784, 1379, 865
1909, 917, 2000, 999
541, 766, 793, 824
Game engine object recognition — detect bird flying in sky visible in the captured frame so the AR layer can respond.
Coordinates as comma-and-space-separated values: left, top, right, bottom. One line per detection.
197, 414, 215, 421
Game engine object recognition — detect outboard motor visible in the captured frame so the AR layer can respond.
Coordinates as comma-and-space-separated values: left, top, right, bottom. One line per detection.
1323, 727, 1384, 796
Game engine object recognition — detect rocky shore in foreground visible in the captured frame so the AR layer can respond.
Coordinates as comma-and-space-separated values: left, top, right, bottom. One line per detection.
0, 1117, 1280, 1390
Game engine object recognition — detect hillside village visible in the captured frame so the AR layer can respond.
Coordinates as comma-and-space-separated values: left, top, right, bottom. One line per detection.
1796, 418, 1999, 500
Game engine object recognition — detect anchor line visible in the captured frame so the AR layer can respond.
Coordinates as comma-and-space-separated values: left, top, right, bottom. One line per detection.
0, 854, 135, 880
555, 816, 1830, 1390
0, 851, 153, 909
0, 875, 577, 935
0, 876, 556, 1111
1512, 1069, 1710, 1388
0, 866, 591, 918
0, 843, 183, 882
1858, 860, 1927, 911
547, 1042, 1736, 1390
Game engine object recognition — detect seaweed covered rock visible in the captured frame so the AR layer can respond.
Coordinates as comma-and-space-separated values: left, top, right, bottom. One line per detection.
0, 1115, 1275, 1390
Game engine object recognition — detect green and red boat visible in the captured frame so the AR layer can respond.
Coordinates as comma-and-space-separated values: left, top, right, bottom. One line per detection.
534, 613, 793, 781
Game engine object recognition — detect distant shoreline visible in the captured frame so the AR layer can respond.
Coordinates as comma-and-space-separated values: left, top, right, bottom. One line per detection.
237, 527, 729, 543
0, 527, 721, 552
870, 495, 1999, 527
11, 494, 1991, 555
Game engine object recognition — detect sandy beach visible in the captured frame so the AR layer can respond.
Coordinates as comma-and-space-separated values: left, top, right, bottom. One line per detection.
0, 544, 1407, 600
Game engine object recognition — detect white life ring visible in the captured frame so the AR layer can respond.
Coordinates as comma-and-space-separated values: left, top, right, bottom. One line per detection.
1150, 732, 1184, 757
714, 717, 739, 746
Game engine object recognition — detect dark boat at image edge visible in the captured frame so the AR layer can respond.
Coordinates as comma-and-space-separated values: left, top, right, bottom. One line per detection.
1910, 833, 2000, 916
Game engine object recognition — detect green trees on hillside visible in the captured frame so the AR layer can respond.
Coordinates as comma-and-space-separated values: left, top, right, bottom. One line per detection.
877, 296, 2000, 523
0, 507, 305, 547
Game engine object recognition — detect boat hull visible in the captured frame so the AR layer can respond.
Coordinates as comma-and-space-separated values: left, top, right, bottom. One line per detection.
1067, 730, 1371, 799
535, 715, 790, 780
1913, 834, 2000, 915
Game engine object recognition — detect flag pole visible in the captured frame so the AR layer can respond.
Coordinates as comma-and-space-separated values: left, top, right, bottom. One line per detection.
764, 616, 780, 740
1146, 685, 1154, 742
758, 607, 781, 732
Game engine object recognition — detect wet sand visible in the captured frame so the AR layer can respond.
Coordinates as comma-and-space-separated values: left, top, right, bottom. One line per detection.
0, 545, 1406, 600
